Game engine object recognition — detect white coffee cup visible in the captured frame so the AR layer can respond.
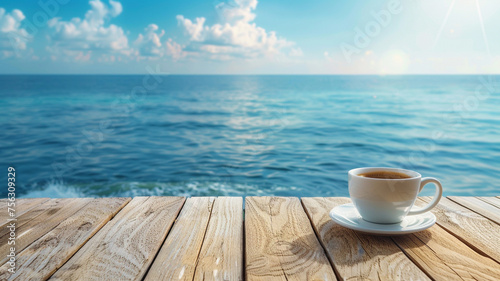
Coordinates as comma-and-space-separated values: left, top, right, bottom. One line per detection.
348, 167, 443, 224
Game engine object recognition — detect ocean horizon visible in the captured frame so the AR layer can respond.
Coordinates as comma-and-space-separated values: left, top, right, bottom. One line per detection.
1, 74, 499, 198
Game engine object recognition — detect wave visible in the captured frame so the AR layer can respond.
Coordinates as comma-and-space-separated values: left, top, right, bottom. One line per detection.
20, 181, 87, 198
19, 180, 301, 198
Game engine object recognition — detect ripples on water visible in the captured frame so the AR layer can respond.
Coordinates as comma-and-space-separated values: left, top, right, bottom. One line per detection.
1, 75, 499, 198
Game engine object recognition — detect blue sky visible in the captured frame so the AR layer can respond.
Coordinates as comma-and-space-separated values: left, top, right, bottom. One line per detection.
0, 0, 499, 74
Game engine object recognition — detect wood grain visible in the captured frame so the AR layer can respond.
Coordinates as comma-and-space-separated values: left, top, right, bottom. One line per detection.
0, 198, 131, 280
0, 198, 91, 265
393, 222, 500, 280
301, 197, 430, 281
447, 196, 500, 225
245, 197, 337, 281
0, 199, 65, 231
478, 197, 500, 209
0, 199, 7, 215
418, 197, 500, 263
193, 197, 244, 281
50, 196, 185, 281
145, 197, 216, 281
0, 198, 49, 224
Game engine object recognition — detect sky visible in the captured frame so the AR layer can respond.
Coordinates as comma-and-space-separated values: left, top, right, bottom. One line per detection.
0, 0, 499, 74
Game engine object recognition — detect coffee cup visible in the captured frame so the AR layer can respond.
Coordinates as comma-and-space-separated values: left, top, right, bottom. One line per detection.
348, 167, 443, 224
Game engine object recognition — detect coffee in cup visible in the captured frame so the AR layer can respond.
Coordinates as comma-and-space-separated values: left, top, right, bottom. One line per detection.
358, 170, 411, 179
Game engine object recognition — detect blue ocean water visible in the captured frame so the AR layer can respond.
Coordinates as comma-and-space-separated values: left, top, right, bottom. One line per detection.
1, 75, 499, 198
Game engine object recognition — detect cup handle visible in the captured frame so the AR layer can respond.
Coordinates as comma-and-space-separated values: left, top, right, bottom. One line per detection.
407, 177, 443, 216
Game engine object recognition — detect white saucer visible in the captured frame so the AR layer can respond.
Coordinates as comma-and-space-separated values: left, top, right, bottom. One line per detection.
329, 203, 436, 235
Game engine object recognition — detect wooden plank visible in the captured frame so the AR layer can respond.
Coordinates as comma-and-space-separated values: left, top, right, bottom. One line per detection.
0, 198, 131, 281
0, 198, 52, 229
301, 197, 430, 281
393, 222, 500, 280
0, 199, 76, 232
14, 198, 50, 217
447, 196, 500, 225
193, 197, 243, 281
478, 197, 500, 209
245, 197, 337, 281
50, 196, 185, 281
0, 198, 91, 265
0, 198, 50, 224
144, 197, 216, 281
419, 197, 500, 263
0, 199, 7, 214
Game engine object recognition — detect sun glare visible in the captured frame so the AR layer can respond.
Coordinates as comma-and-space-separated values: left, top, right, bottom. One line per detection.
434, 0, 491, 58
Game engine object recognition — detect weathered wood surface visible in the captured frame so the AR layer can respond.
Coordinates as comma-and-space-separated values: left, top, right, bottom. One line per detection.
0, 198, 49, 224
302, 197, 430, 281
145, 197, 216, 281
447, 196, 500, 225
419, 197, 500, 263
0, 199, 65, 231
0, 198, 130, 281
478, 196, 500, 209
0, 198, 91, 265
394, 198, 500, 280
50, 197, 185, 281
393, 226, 500, 280
245, 197, 337, 281
193, 197, 244, 281
0, 196, 499, 281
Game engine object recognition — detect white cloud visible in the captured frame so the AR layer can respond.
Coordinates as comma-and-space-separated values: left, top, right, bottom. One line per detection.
166, 38, 186, 60
0, 8, 29, 57
217, 0, 257, 24
133, 24, 186, 61
133, 24, 165, 58
1, 0, 299, 63
176, 16, 205, 42
176, 0, 297, 60
47, 0, 129, 60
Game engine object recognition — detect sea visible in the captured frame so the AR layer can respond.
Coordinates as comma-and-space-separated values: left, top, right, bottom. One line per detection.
1, 75, 499, 198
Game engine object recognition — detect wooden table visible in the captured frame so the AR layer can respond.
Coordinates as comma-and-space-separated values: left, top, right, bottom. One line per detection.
1, 196, 499, 280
